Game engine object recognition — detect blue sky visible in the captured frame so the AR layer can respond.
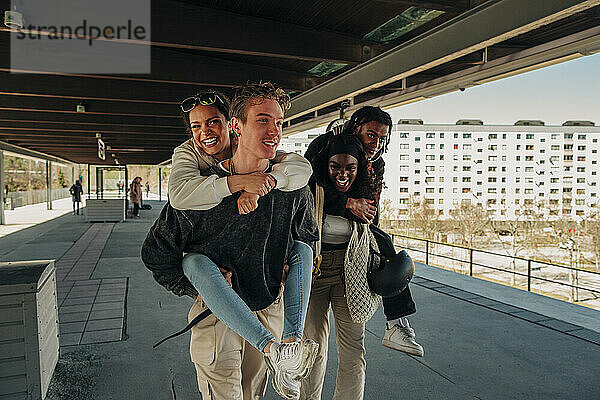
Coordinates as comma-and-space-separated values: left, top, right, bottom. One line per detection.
388, 53, 600, 126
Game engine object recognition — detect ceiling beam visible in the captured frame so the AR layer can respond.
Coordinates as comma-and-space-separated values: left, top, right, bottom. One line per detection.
373, 0, 469, 12
287, 0, 600, 120
0, 95, 178, 117
0, 110, 183, 127
150, 1, 386, 64
0, 39, 320, 92
0, 1, 387, 65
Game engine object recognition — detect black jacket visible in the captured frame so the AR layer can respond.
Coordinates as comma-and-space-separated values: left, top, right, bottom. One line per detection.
141, 166, 318, 311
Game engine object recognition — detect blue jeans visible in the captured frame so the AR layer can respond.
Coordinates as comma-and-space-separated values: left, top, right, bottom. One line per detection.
182, 240, 313, 352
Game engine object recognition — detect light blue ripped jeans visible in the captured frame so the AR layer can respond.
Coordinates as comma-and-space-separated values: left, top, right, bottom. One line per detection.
182, 240, 313, 352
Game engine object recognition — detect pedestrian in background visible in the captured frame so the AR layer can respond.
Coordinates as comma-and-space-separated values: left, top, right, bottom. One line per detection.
130, 177, 142, 218
69, 180, 84, 215
145, 182, 150, 198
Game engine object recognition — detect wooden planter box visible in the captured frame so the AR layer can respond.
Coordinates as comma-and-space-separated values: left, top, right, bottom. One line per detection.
85, 198, 125, 222
0, 261, 59, 400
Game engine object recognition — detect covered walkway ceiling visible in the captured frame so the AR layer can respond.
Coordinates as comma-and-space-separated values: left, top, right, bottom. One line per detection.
0, 0, 599, 165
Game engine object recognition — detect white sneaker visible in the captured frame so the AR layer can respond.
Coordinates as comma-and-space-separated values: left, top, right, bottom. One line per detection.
264, 340, 319, 399
382, 321, 424, 357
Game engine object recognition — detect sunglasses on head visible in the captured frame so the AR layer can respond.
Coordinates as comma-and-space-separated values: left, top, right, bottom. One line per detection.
180, 93, 225, 113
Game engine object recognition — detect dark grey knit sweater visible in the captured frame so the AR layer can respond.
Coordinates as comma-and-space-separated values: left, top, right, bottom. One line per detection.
141, 165, 318, 311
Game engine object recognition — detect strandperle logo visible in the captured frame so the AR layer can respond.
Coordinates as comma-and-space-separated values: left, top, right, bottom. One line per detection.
15, 19, 146, 45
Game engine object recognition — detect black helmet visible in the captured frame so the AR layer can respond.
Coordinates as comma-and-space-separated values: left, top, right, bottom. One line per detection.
367, 250, 414, 298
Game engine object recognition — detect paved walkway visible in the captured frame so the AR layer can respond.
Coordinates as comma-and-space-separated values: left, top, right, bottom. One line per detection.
0, 201, 598, 400
0, 197, 78, 238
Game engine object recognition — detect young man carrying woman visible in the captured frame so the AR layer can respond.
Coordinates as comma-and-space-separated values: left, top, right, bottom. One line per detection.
142, 83, 318, 400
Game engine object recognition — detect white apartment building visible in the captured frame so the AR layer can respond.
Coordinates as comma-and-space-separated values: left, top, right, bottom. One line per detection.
382, 119, 599, 221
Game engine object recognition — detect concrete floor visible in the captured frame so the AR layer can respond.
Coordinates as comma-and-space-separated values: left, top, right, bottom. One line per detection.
2, 200, 599, 400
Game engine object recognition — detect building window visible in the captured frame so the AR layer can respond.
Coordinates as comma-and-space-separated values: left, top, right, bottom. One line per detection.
551, 145, 560, 150
517, 134, 521, 139
463, 144, 472, 150
488, 166, 497, 172
565, 144, 573, 150
454, 133, 459, 138
565, 133, 573, 139
526, 134, 534, 139
488, 188, 497, 193
426, 188, 434, 194
425, 177, 434, 183
399, 176, 408, 182
488, 145, 497, 151
454, 144, 459, 150
440, 133, 444, 138
415, 148, 420, 152
577, 156, 586, 161
399, 188, 408, 192
578, 134, 586, 140
462, 188, 471, 193
462, 177, 471, 182
578, 145, 586, 150
526, 145, 534, 150
463, 155, 472, 161
577, 167, 585, 172
399, 144, 409, 149
463, 133, 472, 139
426, 144, 434, 149
415, 137, 421, 141
488, 177, 497, 183
525, 156, 534, 161
440, 144, 445, 149
426, 155, 435, 160
398, 133, 409, 138
426, 133, 435, 138
488, 134, 497, 139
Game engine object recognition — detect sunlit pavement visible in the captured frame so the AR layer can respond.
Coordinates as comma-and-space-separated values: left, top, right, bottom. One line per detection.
1, 200, 598, 400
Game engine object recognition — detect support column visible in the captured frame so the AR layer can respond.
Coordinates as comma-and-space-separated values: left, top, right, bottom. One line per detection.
124, 165, 129, 219
87, 164, 91, 195
158, 167, 162, 201
46, 160, 52, 210
0, 150, 5, 225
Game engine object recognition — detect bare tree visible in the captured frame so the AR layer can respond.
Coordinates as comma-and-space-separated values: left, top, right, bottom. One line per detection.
412, 200, 444, 241
581, 203, 600, 270
449, 201, 489, 248
379, 199, 396, 229
488, 199, 547, 285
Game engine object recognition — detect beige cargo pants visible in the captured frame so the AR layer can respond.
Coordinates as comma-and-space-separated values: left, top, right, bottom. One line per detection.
300, 248, 367, 400
189, 291, 284, 400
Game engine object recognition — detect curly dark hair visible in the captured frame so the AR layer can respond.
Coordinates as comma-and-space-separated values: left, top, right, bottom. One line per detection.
179, 89, 231, 137
311, 134, 382, 202
230, 82, 290, 122
340, 106, 393, 162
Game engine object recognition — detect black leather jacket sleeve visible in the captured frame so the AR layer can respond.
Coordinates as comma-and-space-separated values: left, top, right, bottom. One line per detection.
141, 204, 198, 299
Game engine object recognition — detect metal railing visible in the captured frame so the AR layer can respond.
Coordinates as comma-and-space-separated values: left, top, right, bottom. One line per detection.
390, 233, 600, 303
6, 188, 71, 209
